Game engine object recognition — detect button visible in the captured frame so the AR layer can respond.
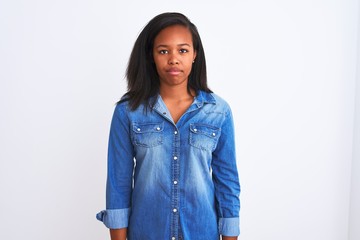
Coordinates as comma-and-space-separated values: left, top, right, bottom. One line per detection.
172, 237, 176, 240
156, 127, 161, 131
173, 156, 178, 160
137, 128, 141, 131
194, 128, 197, 132
163, 112, 166, 115
212, 133, 216, 136
173, 180, 178, 185
174, 131, 178, 134
173, 208, 177, 213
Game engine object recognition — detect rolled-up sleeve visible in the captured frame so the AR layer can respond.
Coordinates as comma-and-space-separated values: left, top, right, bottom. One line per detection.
218, 217, 240, 236
96, 208, 131, 229
212, 107, 241, 236
96, 103, 135, 229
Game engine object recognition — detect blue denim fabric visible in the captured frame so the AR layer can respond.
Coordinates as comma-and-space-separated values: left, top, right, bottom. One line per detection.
96, 91, 240, 240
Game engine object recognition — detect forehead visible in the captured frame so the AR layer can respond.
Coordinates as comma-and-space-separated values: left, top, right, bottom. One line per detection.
154, 25, 193, 45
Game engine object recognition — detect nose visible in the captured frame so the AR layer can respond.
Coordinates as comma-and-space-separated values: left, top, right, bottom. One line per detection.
168, 53, 179, 65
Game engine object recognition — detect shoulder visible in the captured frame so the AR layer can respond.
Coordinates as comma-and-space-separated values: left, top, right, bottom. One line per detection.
114, 99, 131, 114
112, 99, 140, 122
113, 98, 149, 121
211, 93, 230, 107
201, 91, 232, 115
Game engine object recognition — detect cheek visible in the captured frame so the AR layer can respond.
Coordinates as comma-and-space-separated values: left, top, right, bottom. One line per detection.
186, 60, 194, 71
153, 56, 165, 67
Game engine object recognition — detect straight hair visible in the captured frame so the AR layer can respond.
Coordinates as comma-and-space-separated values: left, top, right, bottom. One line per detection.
119, 12, 211, 110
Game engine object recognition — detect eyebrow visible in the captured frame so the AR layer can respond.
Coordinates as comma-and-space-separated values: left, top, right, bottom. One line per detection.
155, 43, 192, 48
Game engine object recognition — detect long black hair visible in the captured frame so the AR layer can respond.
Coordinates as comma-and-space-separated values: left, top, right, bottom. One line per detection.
119, 12, 211, 110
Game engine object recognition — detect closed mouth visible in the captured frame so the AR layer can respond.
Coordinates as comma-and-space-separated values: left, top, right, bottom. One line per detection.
166, 68, 182, 75
166, 67, 182, 73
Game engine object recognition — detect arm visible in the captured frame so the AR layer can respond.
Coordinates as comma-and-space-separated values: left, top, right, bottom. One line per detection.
222, 236, 238, 240
110, 228, 127, 240
96, 104, 135, 230
212, 107, 241, 237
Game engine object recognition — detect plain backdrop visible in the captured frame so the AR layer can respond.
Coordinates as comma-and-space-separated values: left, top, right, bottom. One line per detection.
0, 0, 359, 239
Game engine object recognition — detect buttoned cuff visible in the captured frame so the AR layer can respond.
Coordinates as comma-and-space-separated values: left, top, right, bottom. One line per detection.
96, 208, 130, 229
218, 217, 240, 236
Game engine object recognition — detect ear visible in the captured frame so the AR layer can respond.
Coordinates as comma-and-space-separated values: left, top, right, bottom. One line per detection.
193, 50, 197, 62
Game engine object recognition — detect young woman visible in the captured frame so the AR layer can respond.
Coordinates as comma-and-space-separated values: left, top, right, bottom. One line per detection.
96, 12, 240, 240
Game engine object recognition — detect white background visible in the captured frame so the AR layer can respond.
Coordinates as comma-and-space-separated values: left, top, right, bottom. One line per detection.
0, 0, 359, 239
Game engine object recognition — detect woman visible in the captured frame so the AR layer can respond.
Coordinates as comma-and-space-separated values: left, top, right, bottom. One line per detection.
96, 12, 240, 240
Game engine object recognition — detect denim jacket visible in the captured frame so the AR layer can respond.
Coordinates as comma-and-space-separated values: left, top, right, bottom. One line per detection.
96, 91, 240, 240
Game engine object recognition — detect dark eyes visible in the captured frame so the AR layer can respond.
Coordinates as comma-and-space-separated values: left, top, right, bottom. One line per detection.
159, 49, 189, 54
159, 50, 168, 54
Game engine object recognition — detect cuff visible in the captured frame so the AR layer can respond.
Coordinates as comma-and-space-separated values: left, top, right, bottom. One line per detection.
218, 217, 240, 236
96, 208, 130, 229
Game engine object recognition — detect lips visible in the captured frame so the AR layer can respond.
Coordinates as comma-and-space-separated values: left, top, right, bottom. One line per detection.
166, 67, 182, 75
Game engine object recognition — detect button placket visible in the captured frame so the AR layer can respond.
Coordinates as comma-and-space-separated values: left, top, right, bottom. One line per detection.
171, 127, 180, 239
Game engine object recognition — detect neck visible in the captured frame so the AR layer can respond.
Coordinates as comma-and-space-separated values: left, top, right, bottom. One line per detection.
159, 85, 195, 101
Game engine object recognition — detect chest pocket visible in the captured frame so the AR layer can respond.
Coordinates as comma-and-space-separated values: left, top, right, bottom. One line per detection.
132, 122, 164, 148
189, 123, 221, 151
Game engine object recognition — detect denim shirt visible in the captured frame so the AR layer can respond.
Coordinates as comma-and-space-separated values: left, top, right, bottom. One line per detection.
96, 91, 240, 240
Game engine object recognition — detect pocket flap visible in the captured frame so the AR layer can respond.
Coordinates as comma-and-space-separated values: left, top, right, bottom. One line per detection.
132, 122, 164, 133
189, 123, 220, 138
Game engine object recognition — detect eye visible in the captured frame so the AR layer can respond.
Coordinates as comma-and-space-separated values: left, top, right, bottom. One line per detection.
159, 50, 168, 54
179, 49, 189, 53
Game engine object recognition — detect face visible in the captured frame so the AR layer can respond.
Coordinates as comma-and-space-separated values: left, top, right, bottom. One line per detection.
153, 25, 197, 88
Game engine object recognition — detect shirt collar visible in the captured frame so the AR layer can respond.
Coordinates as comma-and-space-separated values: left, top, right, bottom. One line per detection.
152, 90, 216, 113
193, 90, 216, 108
